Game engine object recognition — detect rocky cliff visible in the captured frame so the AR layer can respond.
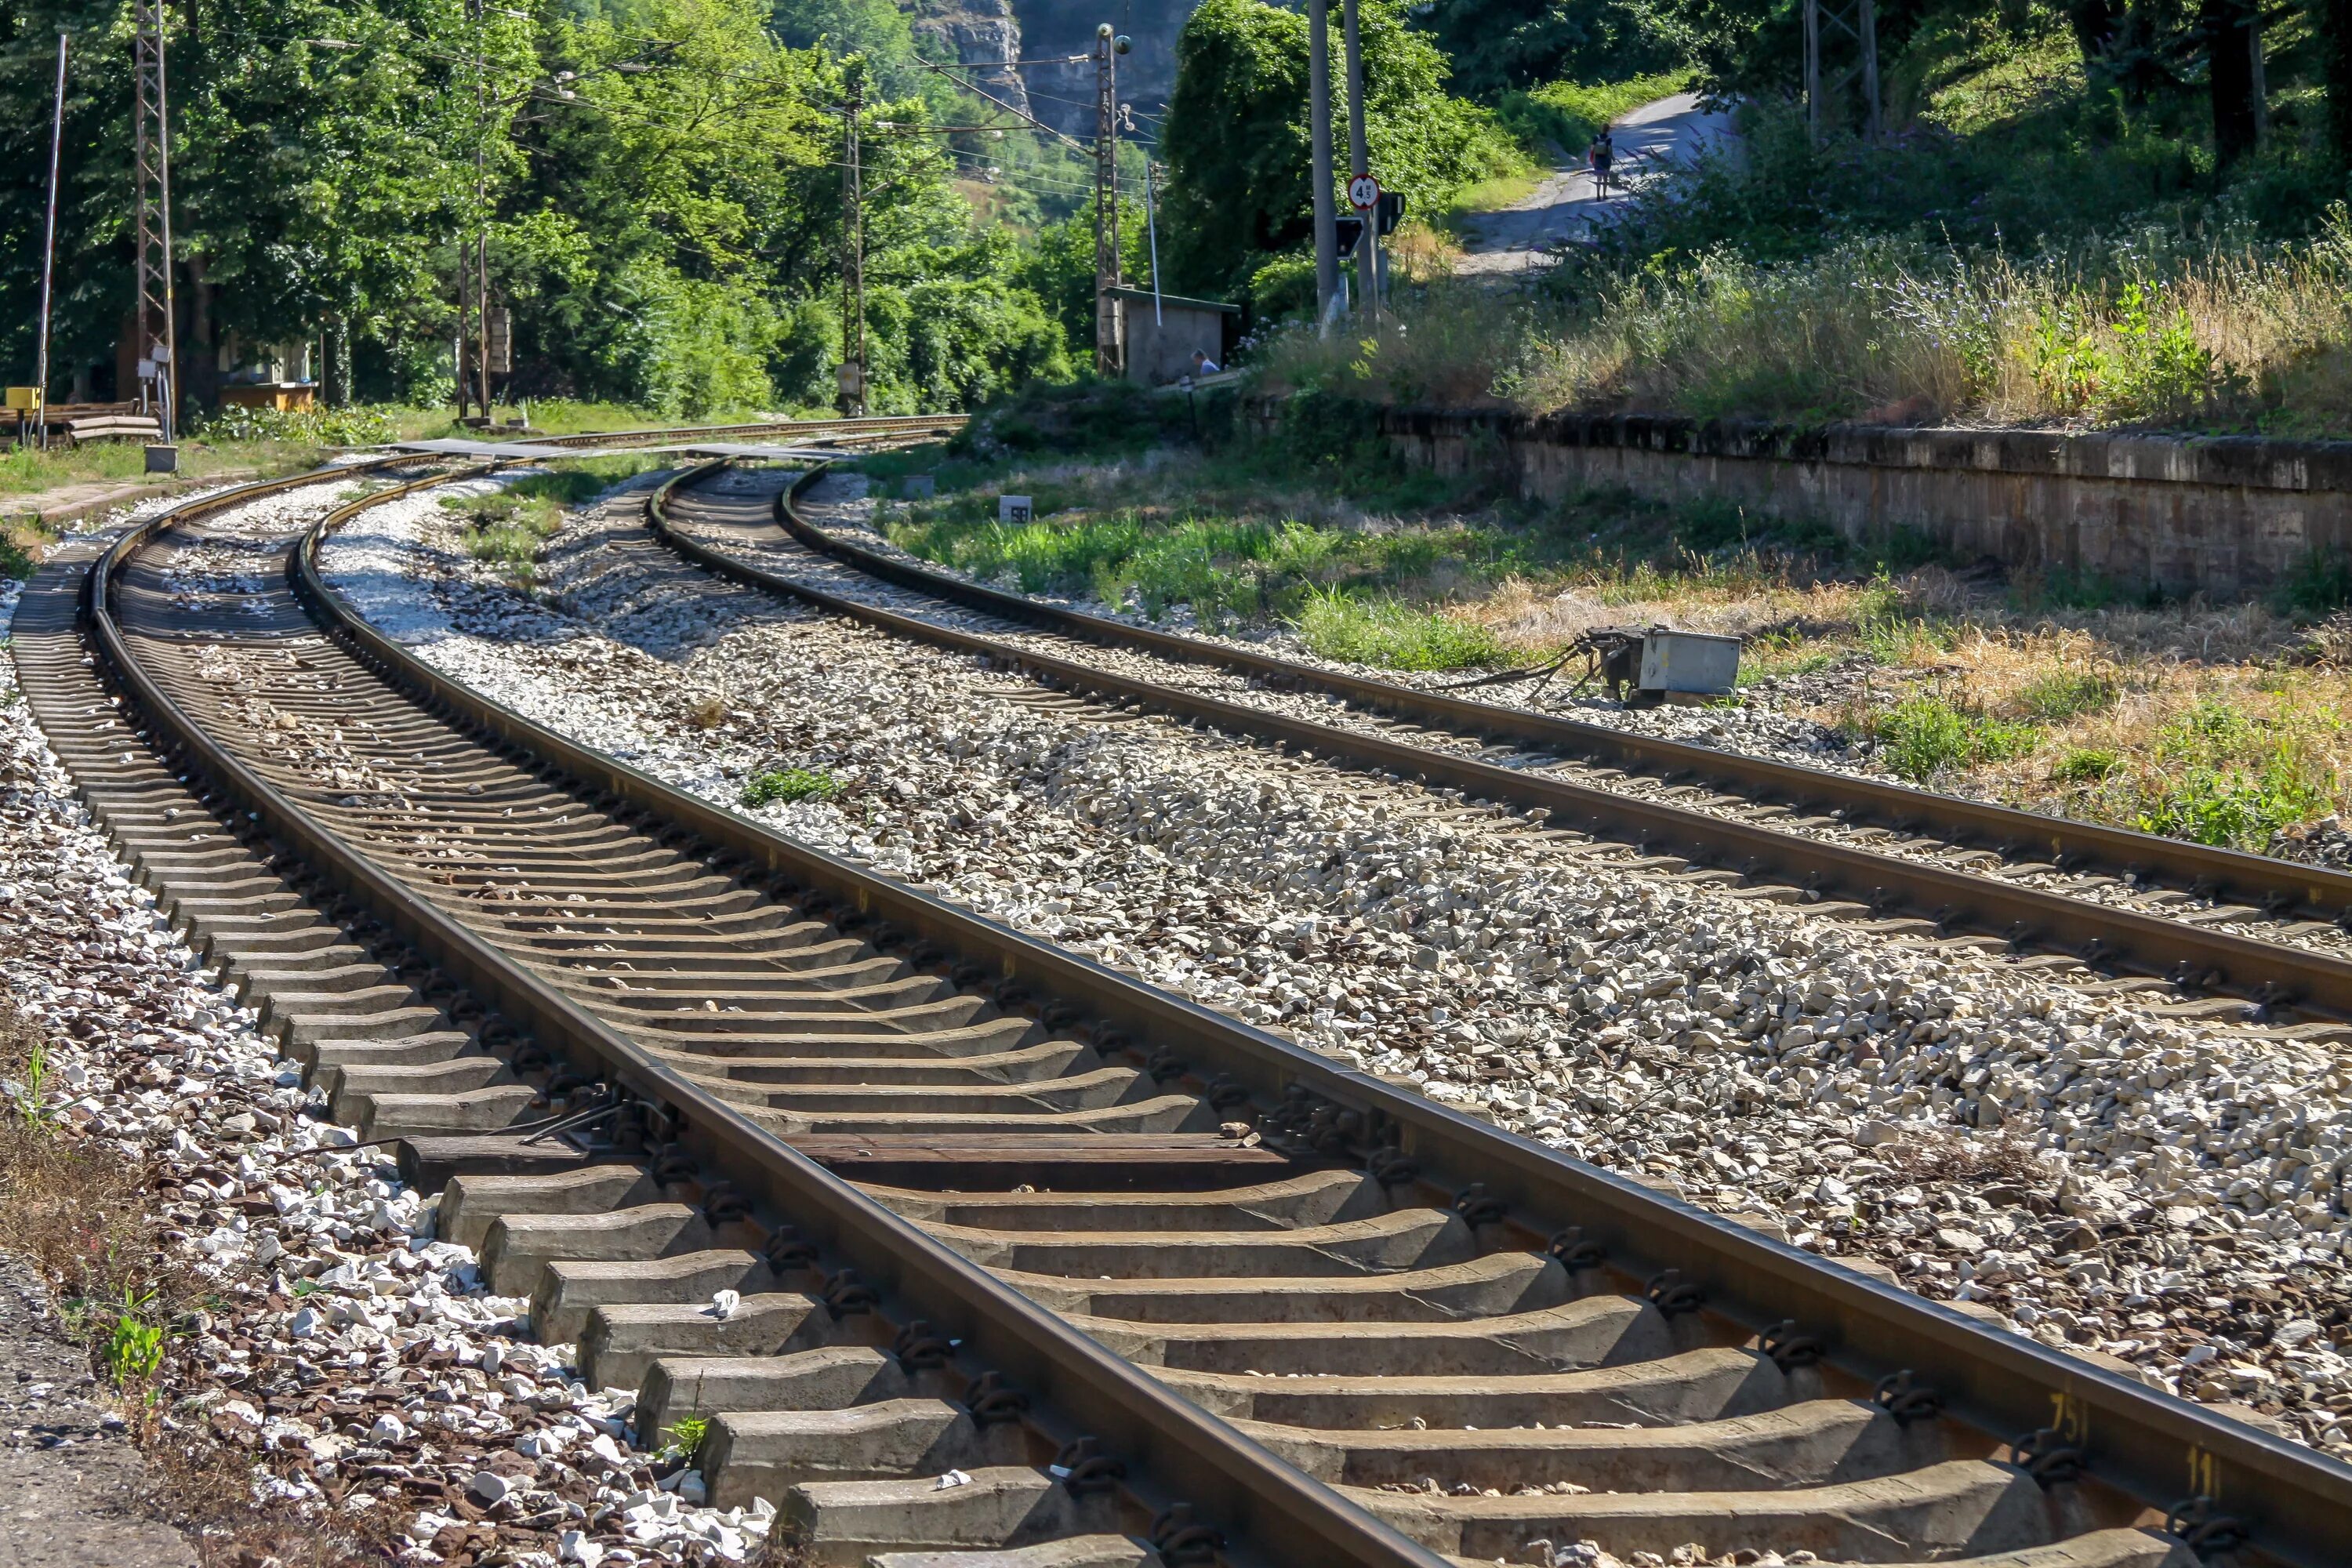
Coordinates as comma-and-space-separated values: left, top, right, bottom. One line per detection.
906, 0, 1033, 120
908, 0, 1205, 137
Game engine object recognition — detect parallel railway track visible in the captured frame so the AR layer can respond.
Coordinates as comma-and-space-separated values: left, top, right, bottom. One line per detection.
641, 460, 2352, 1041
11, 445, 2351, 1566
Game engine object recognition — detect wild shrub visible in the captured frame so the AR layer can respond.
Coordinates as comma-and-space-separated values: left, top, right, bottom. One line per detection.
1866, 693, 2038, 782
1295, 588, 1503, 669
742, 768, 844, 807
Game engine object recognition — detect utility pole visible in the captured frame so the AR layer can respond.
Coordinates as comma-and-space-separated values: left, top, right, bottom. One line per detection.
35, 31, 67, 451
132, 0, 178, 441
1803, 0, 1820, 140
840, 68, 866, 416
471, 0, 492, 423
1093, 24, 1126, 379
1341, 0, 1374, 319
1861, 0, 1881, 143
1803, 0, 1881, 143
1308, 0, 1338, 330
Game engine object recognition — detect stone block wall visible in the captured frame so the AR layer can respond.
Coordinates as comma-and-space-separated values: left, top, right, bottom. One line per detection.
1378, 408, 2352, 597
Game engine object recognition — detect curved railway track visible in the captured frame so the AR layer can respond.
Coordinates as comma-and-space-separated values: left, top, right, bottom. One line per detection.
639, 461, 2352, 1043
13, 448, 2352, 1567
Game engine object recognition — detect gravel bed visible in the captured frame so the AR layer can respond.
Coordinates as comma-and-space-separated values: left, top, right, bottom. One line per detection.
0, 495, 777, 1566
793, 481, 2352, 963
314, 471, 2352, 1457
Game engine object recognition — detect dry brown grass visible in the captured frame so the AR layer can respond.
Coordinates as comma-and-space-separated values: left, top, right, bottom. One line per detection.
142, 1432, 405, 1567
1256, 216, 2352, 436
1431, 546, 2352, 841
0, 1004, 402, 1565
0, 1007, 158, 1317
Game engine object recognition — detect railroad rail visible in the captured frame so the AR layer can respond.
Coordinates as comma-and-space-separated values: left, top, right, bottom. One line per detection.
640, 460, 2352, 1036
16, 448, 2352, 1566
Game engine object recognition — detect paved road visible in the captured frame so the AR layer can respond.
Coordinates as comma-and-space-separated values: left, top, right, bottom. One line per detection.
1455, 91, 1737, 275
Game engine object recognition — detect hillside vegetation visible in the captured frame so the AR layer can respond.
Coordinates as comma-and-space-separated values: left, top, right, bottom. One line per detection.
1250, 0, 2352, 440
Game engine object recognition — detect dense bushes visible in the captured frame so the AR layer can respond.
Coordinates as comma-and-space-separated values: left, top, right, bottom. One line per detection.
1160, 0, 1526, 300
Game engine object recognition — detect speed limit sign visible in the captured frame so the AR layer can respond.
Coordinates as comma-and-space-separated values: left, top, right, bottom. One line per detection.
1347, 173, 1381, 212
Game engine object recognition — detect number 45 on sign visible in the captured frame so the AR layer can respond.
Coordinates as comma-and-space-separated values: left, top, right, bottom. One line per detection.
1348, 174, 1381, 212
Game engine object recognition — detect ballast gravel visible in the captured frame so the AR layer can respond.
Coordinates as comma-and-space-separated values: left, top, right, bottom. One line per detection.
0, 503, 775, 1566
317, 469, 2352, 1459
799, 484, 2352, 964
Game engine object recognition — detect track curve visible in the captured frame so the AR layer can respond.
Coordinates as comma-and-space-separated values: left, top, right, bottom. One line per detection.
17, 448, 2352, 1567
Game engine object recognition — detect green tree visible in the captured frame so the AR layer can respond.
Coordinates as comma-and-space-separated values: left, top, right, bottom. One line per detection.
2, 0, 497, 405
1160, 0, 1521, 299
1410, 0, 1690, 99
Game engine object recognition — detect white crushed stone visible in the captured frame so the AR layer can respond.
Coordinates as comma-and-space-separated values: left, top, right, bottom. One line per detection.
799, 482, 2352, 962
0, 492, 771, 1565
317, 471, 2352, 1454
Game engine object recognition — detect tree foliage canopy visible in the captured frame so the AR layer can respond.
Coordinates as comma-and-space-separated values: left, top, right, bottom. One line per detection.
0, 0, 1083, 416
1410, 0, 1692, 99
1160, 0, 1522, 299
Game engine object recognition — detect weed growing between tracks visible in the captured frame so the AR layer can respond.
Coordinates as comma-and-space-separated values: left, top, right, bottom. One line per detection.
443, 463, 659, 585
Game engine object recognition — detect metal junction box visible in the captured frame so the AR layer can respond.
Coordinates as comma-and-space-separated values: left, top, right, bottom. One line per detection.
1637, 630, 1740, 695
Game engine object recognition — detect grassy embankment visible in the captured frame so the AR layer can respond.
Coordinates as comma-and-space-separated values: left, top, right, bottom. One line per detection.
863, 368, 2352, 858
1106, 22, 2352, 855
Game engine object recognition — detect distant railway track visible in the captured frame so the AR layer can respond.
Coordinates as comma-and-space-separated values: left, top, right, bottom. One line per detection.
11, 437, 2351, 1566
639, 458, 2352, 1043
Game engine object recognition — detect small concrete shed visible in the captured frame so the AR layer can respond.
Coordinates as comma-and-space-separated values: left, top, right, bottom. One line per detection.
1112, 286, 1240, 387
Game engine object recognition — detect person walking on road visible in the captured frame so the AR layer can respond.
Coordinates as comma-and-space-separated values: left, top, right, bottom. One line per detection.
1589, 129, 1616, 198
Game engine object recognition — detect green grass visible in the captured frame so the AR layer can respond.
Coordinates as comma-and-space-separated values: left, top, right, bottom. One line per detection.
2274, 548, 2352, 619
2055, 746, 2119, 782
1495, 71, 1697, 162
1294, 589, 1503, 670
887, 489, 1536, 637
443, 490, 562, 580
1866, 693, 2039, 783
741, 768, 844, 807
2016, 669, 2119, 724
439, 466, 644, 582
2116, 699, 2338, 848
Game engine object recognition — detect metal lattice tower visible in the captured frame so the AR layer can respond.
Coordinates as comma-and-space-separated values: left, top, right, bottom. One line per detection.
1804, 0, 1881, 144
133, 0, 177, 439
1093, 24, 1120, 378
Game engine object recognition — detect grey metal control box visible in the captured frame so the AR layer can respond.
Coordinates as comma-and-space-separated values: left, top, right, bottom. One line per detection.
1637, 630, 1740, 695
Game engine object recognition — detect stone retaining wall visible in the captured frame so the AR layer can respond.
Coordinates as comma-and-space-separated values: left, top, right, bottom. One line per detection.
1378, 408, 2352, 597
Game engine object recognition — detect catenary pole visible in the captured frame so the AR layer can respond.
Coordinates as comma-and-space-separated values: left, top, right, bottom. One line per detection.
1308, 0, 1338, 331
35, 31, 67, 451
1143, 158, 1163, 327
1341, 0, 1374, 318
132, 0, 177, 440
474, 0, 492, 419
1093, 24, 1123, 376
841, 69, 866, 416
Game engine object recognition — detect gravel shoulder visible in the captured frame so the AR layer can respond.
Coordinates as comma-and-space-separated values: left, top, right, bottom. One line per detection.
314, 466, 2352, 1460
0, 1253, 194, 1568
1, 492, 775, 1567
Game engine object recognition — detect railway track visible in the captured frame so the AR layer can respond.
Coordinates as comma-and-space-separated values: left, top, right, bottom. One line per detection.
640, 461, 2352, 1043
15, 450, 2352, 1567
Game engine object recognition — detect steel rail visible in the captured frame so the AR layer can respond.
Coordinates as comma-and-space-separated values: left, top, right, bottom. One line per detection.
520, 412, 967, 453
633, 462, 2352, 1563
84, 463, 1445, 1568
90, 453, 2352, 1565
765, 461, 2352, 932
641, 464, 2352, 1028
